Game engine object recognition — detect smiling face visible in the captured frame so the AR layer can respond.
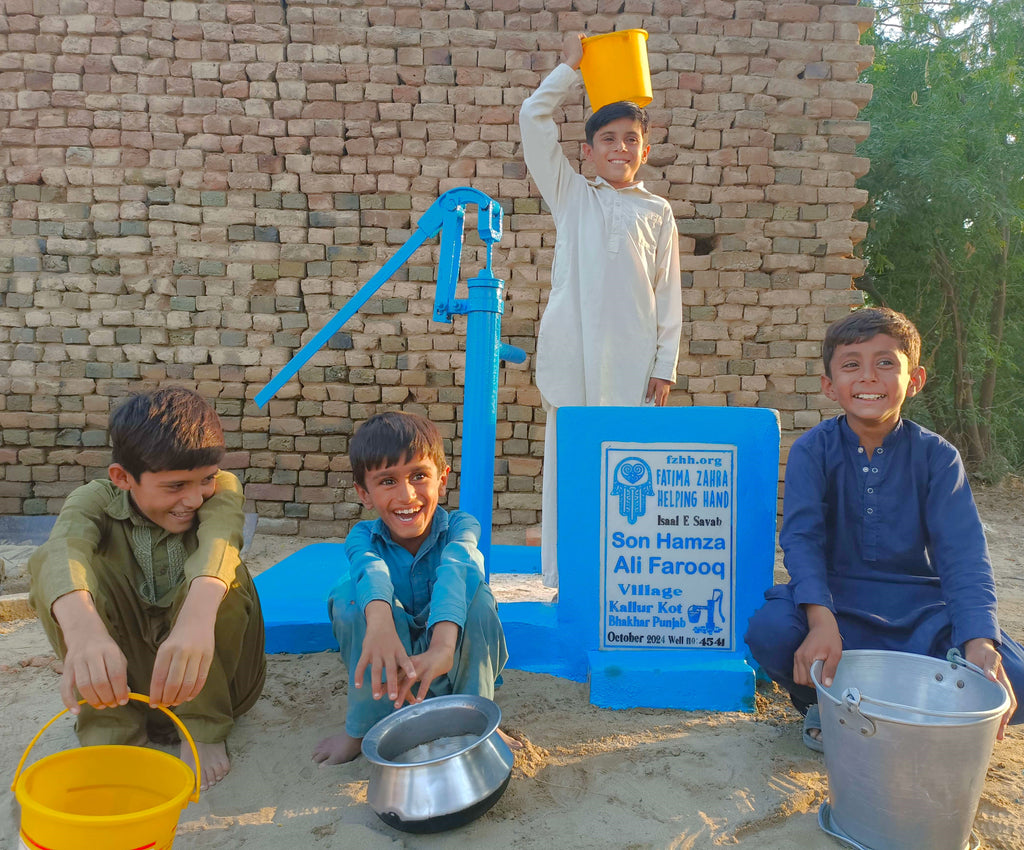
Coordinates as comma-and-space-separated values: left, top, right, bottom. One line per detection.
109, 463, 220, 534
355, 452, 450, 554
822, 333, 926, 439
582, 116, 650, 188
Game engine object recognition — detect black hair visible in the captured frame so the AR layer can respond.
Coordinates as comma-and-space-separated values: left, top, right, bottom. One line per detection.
350, 411, 447, 489
109, 387, 225, 479
585, 101, 650, 146
822, 307, 922, 379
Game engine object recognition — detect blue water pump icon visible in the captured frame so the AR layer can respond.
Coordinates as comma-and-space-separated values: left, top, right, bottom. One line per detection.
688, 588, 724, 636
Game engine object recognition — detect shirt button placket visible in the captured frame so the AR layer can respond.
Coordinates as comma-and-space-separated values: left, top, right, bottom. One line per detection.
609, 194, 621, 253
864, 456, 880, 559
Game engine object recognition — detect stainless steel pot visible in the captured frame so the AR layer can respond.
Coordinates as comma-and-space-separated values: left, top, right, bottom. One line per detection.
362, 694, 514, 833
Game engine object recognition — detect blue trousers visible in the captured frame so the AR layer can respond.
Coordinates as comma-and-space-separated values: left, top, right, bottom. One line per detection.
329, 580, 508, 737
745, 591, 1024, 725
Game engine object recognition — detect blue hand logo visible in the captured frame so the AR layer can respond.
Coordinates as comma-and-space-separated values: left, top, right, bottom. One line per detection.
610, 457, 653, 524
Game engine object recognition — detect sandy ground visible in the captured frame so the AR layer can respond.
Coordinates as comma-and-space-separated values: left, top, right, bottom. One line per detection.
1, 482, 1022, 849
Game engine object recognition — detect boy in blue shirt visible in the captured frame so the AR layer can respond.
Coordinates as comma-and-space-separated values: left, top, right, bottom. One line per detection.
745, 308, 1022, 750
312, 412, 510, 764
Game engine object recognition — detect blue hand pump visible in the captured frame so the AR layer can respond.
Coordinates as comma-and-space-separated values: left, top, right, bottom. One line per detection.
255, 189, 525, 572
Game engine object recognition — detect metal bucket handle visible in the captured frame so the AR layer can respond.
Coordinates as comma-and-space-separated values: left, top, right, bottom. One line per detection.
812, 653, 1009, 722
10, 692, 201, 803
946, 647, 988, 677
837, 686, 876, 737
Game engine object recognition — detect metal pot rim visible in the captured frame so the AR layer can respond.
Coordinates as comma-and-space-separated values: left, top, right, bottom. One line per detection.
361, 694, 502, 767
811, 649, 1010, 724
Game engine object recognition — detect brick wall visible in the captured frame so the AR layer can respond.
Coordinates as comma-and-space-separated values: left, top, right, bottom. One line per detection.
0, 0, 870, 535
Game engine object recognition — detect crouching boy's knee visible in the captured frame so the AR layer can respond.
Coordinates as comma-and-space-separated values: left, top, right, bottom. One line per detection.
744, 596, 808, 674
463, 583, 502, 642
454, 583, 508, 688
328, 582, 369, 667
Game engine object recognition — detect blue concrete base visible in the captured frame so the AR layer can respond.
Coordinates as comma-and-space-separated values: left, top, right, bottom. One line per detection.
490, 545, 541, 574
256, 542, 543, 655
496, 600, 586, 681
255, 541, 342, 654
588, 651, 756, 712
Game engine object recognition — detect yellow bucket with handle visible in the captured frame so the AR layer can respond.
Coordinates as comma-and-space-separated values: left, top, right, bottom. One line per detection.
580, 29, 653, 111
11, 693, 200, 850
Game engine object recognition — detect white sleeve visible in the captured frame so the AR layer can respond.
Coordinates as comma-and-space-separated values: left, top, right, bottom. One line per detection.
518, 63, 584, 220
651, 204, 682, 382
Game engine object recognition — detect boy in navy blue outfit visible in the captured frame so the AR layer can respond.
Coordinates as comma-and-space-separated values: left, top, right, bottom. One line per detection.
745, 308, 1022, 749
312, 412, 510, 764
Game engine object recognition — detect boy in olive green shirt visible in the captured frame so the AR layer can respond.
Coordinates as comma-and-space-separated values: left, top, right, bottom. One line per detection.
29, 388, 265, 790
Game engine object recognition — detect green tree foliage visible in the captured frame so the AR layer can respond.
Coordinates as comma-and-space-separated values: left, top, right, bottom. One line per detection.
857, 0, 1024, 474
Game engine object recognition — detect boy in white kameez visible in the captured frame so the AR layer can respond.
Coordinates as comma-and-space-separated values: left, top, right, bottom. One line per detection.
519, 32, 682, 587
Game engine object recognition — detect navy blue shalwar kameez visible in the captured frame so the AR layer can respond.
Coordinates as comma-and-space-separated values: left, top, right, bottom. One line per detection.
745, 416, 1024, 723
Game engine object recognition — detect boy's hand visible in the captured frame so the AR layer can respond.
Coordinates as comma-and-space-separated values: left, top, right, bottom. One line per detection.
646, 377, 672, 406
52, 590, 130, 713
355, 601, 418, 707
561, 31, 585, 70
397, 621, 459, 706
964, 637, 1017, 740
794, 604, 843, 688
150, 576, 226, 707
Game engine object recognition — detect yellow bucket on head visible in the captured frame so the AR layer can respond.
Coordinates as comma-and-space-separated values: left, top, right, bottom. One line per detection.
11, 693, 200, 850
580, 29, 652, 112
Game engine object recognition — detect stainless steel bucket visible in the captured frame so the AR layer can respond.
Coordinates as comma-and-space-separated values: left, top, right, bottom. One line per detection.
812, 649, 1009, 850
361, 695, 514, 833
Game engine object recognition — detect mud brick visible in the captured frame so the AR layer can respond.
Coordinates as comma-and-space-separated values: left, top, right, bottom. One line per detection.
148, 186, 174, 204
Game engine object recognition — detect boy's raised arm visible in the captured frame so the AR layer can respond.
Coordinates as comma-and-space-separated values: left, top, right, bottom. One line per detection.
519, 32, 586, 219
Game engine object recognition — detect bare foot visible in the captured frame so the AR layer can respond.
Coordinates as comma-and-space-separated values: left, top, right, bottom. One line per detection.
497, 727, 523, 750
181, 739, 230, 791
313, 730, 363, 765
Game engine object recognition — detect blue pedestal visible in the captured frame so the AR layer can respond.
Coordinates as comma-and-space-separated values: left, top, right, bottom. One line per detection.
531, 405, 780, 711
